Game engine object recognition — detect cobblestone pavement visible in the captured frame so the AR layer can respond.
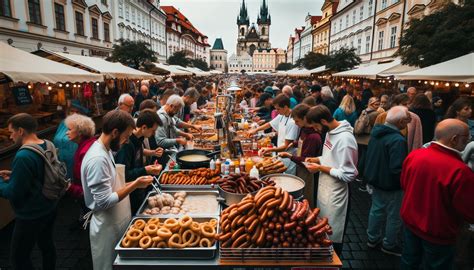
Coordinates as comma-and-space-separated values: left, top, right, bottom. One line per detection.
0, 182, 402, 269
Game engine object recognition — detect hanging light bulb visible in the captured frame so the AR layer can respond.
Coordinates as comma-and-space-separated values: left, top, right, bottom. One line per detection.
388, 80, 392, 83
424, 81, 428, 84
445, 83, 449, 87
435, 82, 439, 86
465, 84, 470, 88
28, 84, 32, 89
59, 83, 63, 87
47, 86, 52, 90
45, 82, 49, 85
66, 84, 69, 87
418, 80, 421, 83
430, 82, 435, 85
96, 82, 100, 86
454, 83, 459, 87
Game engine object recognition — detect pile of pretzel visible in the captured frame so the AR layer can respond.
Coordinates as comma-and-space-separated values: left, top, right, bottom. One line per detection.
217, 186, 333, 249
121, 216, 218, 249
255, 158, 287, 175
160, 168, 220, 185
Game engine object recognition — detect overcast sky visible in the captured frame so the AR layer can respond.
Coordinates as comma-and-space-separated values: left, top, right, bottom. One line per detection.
160, 0, 325, 55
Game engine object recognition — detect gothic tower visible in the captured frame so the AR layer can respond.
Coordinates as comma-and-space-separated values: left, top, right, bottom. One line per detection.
257, 0, 271, 42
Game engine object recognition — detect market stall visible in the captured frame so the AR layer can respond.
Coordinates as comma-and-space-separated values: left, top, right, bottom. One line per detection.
332, 58, 415, 80
151, 63, 194, 77
113, 81, 342, 269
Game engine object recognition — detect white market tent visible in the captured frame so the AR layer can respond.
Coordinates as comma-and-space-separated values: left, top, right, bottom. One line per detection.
287, 68, 310, 77
209, 70, 222, 74
308, 65, 329, 75
180, 66, 210, 76
34, 49, 156, 80
333, 59, 415, 79
274, 70, 288, 76
0, 42, 103, 83
396, 53, 474, 83
152, 63, 193, 76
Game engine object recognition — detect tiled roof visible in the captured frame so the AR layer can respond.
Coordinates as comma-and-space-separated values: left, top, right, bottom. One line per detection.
311, 16, 322, 25
161, 6, 209, 46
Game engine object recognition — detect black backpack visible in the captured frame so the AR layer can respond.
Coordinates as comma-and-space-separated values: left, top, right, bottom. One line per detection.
20, 140, 70, 200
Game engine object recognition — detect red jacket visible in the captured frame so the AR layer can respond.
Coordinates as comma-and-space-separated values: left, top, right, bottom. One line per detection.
68, 136, 96, 199
400, 143, 474, 245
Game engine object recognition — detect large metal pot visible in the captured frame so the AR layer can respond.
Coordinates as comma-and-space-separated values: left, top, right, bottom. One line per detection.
217, 185, 258, 206
176, 149, 219, 169
261, 174, 305, 199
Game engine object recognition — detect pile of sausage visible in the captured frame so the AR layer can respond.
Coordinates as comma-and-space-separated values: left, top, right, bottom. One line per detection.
217, 186, 333, 248
160, 168, 220, 185
255, 158, 287, 175
217, 173, 275, 194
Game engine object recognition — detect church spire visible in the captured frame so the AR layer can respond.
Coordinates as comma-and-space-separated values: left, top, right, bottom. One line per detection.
237, 0, 250, 26
257, 0, 271, 25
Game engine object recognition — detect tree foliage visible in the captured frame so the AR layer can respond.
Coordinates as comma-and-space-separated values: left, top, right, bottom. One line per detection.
167, 51, 191, 67
108, 39, 156, 69
302, 52, 331, 70
276, 62, 293, 71
326, 47, 361, 72
397, 1, 474, 67
191, 58, 210, 71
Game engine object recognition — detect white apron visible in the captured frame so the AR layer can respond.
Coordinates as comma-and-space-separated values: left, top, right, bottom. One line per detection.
276, 116, 296, 175
89, 158, 131, 270
317, 173, 348, 243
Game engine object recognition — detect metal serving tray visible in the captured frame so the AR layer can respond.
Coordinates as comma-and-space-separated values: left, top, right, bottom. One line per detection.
219, 246, 334, 262
136, 190, 222, 218
115, 217, 219, 260
157, 169, 218, 190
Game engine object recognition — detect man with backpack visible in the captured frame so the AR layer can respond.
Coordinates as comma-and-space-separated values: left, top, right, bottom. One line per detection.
0, 113, 64, 270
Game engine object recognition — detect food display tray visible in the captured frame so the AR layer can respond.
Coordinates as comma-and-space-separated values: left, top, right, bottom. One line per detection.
158, 169, 218, 190
219, 246, 333, 262
136, 190, 222, 218
115, 217, 219, 260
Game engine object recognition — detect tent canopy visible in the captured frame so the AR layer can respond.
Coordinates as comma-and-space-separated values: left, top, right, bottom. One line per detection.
34, 49, 156, 80
396, 53, 474, 83
287, 68, 310, 77
0, 42, 103, 83
152, 63, 193, 76
333, 59, 415, 79
308, 65, 329, 75
177, 66, 210, 76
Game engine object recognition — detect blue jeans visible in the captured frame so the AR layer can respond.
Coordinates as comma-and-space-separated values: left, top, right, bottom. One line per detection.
367, 188, 403, 249
400, 227, 455, 270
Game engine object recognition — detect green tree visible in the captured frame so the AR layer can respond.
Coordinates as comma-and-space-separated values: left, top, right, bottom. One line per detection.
276, 62, 293, 71
397, 1, 474, 67
167, 51, 191, 67
108, 39, 156, 69
327, 47, 361, 72
191, 58, 210, 71
300, 52, 330, 70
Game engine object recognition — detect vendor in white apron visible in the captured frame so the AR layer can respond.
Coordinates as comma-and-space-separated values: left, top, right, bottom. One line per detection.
248, 94, 299, 174
81, 110, 153, 270
303, 105, 358, 255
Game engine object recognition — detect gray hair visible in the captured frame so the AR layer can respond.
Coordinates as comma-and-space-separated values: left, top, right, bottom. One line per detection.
65, 114, 95, 138
386, 106, 409, 125
321, 86, 334, 99
141, 80, 150, 87
118, 93, 133, 104
166, 94, 184, 107
183, 88, 200, 100
282, 85, 293, 96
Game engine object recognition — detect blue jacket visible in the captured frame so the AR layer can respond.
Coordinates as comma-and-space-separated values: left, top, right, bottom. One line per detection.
333, 108, 358, 127
364, 124, 408, 191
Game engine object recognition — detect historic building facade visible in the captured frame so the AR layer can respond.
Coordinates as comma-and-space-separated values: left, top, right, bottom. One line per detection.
210, 38, 227, 72
0, 0, 114, 57
312, 0, 339, 55
161, 5, 210, 65
235, 0, 271, 57
252, 48, 285, 72
113, 0, 167, 63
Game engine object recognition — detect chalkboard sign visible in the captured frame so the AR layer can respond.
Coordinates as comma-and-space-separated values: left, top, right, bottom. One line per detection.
12, 86, 33, 105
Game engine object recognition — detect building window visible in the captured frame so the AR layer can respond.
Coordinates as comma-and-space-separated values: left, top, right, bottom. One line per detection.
378, 31, 384, 51
382, 0, 387, 9
390, 26, 397, 48
357, 38, 362, 54
54, 3, 65, 31
131, 7, 135, 24
104, 22, 110, 42
345, 15, 349, 28
352, 10, 356, 25
118, 0, 123, 18
365, 35, 371, 53
339, 19, 342, 31
360, 6, 364, 21
75, 11, 84, 35
101, 0, 107, 5
91, 18, 99, 39
137, 11, 140, 26
28, 0, 42, 24
125, 4, 129, 20
0, 0, 12, 17
368, 0, 373, 15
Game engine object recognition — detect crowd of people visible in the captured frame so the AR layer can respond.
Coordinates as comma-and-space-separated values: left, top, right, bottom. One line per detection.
0, 74, 473, 270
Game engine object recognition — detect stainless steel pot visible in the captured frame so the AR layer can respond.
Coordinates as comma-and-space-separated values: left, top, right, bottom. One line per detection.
261, 174, 305, 199
217, 185, 258, 206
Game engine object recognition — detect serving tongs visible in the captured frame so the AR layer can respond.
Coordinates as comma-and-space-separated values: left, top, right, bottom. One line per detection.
152, 176, 163, 195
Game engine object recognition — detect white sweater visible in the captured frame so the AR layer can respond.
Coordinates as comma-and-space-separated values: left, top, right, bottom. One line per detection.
319, 120, 359, 183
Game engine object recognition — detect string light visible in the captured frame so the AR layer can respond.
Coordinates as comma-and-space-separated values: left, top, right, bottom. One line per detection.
418, 80, 421, 83
465, 84, 470, 88
454, 83, 459, 87
445, 83, 449, 87
96, 82, 100, 86
435, 82, 439, 86
45, 82, 49, 85
59, 83, 62, 87
28, 85, 32, 89
47, 86, 52, 90
66, 84, 69, 87
424, 81, 428, 84
430, 82, 435, 85
73, 84, 76, 88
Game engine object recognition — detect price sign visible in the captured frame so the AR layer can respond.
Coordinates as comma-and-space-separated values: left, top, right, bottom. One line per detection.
12, 86, 33, 105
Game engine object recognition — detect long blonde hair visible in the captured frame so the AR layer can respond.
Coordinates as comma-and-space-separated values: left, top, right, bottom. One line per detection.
339, 95, 356, 115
